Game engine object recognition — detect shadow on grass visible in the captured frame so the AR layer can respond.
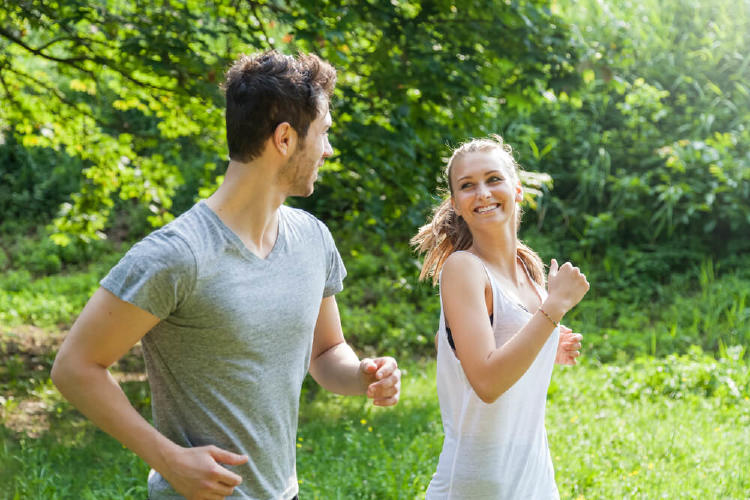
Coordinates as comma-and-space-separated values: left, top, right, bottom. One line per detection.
0, 376, 152, 500
1, 329, 443, 499
1, 326, 153, 499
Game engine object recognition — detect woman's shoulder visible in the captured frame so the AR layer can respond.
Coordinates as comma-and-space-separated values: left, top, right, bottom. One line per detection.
442, 251, 487, 284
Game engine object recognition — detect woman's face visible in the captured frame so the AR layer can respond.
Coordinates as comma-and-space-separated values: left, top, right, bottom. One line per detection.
449, 150, 522, 231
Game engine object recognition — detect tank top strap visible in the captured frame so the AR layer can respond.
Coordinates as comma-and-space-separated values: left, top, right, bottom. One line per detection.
451, 250, 493, 285
516, 254, 546, 300
450, 250, 499, 315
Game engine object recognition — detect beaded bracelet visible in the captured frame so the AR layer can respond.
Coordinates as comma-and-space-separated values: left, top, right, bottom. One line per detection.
538, 306, 559, 328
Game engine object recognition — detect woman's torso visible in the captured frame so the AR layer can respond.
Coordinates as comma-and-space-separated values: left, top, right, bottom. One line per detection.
426, 252, 560, 499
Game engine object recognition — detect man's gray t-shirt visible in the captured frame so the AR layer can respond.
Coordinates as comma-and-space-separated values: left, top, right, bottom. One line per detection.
101, 201, 346, 499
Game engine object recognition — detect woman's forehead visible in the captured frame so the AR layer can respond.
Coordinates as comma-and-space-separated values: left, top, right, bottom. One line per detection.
452, 150, 514, 178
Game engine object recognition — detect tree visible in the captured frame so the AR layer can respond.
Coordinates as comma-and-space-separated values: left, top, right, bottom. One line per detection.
0, 0, 578, 245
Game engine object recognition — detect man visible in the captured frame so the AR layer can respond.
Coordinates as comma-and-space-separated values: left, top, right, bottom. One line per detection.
51, 51, 401, 500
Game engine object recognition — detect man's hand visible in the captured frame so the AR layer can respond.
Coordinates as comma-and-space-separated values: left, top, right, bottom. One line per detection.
360, 357, 401, 406
160, 444, 248, 500
555, 325, 582, 365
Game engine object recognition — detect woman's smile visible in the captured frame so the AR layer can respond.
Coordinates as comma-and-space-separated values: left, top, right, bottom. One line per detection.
475, 203, 501, 214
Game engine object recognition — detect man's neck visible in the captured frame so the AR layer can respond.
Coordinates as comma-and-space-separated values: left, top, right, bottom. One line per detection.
205, 159, 287, 258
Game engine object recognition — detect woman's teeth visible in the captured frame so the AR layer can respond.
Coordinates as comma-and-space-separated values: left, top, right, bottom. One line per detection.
476, 204, 499, 213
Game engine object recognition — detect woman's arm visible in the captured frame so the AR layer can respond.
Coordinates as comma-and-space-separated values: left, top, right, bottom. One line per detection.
442, 256, 588, 403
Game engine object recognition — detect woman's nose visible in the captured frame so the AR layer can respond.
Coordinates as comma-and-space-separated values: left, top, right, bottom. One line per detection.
477, 183, 491, 198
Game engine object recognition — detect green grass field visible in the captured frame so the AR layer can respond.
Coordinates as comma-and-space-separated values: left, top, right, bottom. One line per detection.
2, 353, 748, 499
2, 250, 749, 498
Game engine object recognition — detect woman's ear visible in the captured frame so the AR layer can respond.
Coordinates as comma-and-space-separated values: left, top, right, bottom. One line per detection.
515, 182, 524, 203
451, 197, 460, 216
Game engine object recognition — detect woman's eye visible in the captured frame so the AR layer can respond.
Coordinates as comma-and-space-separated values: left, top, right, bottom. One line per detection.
488, 176, 503, 183
460, 183, 472, 190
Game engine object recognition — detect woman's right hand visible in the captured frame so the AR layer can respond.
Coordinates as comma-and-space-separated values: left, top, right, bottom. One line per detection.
545, 258, 590, 318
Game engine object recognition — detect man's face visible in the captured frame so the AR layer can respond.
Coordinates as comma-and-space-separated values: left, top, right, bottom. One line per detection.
280, 102, 333, 197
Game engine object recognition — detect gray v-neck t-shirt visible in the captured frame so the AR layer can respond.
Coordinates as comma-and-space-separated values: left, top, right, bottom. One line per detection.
101, 201, 346, 499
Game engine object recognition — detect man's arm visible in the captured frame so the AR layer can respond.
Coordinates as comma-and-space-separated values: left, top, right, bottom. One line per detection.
51, 287, 247, 499
308, 295, 400, 406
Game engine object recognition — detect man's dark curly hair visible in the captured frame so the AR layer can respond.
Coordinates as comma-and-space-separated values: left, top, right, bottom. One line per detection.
222, 50, 336, 162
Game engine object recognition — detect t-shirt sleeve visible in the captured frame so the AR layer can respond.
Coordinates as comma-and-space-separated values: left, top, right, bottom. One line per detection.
100, 230, 197, 319
319, 222, 347, 297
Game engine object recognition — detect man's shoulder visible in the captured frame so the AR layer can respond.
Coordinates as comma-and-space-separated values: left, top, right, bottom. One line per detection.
280, 205, 339, 254
127, 203, 212, 264
281, 204, 325, 228
281, 205, 334, 236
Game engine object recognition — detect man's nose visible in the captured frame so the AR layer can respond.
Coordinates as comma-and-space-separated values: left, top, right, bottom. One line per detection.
322, 138, 333, 158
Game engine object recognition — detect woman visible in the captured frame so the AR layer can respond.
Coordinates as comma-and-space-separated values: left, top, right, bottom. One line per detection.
412, 135, 589, 498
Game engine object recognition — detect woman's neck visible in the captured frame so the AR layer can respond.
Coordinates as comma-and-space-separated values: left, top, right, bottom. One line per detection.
470, 225, 520, 285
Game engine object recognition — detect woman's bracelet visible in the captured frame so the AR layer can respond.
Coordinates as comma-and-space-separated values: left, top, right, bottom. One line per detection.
538, 306, 560, 328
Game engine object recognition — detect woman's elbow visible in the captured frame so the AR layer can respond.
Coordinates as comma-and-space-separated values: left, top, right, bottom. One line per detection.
473, 382, 506, 404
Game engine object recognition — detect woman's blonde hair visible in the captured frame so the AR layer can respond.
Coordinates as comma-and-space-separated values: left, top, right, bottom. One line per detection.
411, 134, 545, 286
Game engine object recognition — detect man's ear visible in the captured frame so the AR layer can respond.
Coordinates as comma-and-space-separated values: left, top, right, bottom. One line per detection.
272, 122, 298, 157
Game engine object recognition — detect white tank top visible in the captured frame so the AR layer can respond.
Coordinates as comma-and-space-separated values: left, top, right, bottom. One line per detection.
426, 252, 560, 499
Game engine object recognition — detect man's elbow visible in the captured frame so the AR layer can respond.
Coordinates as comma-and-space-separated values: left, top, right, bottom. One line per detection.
51, 351, 72, 391
51, 349, 88, 393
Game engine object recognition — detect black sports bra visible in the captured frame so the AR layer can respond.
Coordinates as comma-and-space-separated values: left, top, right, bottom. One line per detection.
445, 314, 494, 351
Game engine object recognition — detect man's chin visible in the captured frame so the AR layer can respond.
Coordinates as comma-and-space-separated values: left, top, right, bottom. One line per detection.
289, 185, 315, 198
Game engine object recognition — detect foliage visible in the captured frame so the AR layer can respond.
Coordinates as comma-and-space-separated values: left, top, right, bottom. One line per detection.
337, 242, 439, 356
0, 134, 81, 232
564, 255, 750, 362
0, 0, 251, 242
277, 0, 579, 241
0, 250, 119, 328
1, 237, 748, 360
507, 0, 750, 260
2, 0, 749, 290
0, 0, 577, 247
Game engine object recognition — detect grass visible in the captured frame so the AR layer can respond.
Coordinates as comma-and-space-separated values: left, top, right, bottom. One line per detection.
567, 260, 750, 363
1, 245, 748, 498
547, 352, 750, 498
2, 354, 748, 499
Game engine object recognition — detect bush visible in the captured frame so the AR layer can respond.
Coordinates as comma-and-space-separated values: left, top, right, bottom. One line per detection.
567, 257, 750, 362
3, 230, 117, 276
0, 247, 8, 271
504, 0, 750, 263
337, 242, 439, 357
0, 135, 82, 231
